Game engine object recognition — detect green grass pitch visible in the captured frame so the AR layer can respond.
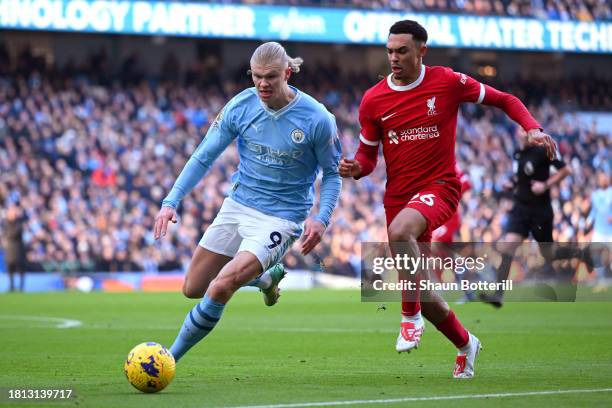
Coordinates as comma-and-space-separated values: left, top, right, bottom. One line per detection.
1, 290, 611, 407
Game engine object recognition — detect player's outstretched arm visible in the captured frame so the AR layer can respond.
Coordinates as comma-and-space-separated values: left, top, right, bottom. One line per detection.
156, 101, 238, 239
480, 85, 557, 159
305, 115, 342, 255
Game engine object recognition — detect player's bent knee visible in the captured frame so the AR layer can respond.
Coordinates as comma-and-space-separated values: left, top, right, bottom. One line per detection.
182, 281, 205, 299
183, 275, 204, 299
208, 271, 245, 299
207, 277, 238, 301
207, 279, 227, 299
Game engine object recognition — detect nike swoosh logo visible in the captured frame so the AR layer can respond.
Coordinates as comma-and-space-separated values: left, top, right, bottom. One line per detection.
381, 112, 397, 122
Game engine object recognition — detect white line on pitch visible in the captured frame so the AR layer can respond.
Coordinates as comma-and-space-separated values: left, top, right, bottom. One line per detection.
258, 327, 395, 334
227, 388, 612, 408
0, 315, 82, 328
81, 324, 396, 333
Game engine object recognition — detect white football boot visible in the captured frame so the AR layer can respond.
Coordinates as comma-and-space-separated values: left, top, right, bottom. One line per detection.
395, 314, 425, 353
453, 332, 482, 379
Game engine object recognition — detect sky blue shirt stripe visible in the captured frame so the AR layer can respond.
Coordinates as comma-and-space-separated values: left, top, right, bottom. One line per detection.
162, 86, 342, 227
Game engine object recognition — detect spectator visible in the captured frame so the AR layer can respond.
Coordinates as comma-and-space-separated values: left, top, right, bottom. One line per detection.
1, 203, 27, 291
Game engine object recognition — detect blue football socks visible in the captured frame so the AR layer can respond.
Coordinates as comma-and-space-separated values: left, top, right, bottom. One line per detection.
169, 294, 225, 362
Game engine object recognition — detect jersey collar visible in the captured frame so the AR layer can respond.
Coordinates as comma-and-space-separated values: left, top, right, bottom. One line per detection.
259, 86, 301, 119
386, 65, 426, 91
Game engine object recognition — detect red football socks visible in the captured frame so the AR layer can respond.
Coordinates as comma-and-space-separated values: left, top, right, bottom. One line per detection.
401, 282, 421, 316
434, 309, 469, 348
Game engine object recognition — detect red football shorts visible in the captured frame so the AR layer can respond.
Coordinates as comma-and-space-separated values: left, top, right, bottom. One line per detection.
385, 181, 461, 243
431, 211, 461, 243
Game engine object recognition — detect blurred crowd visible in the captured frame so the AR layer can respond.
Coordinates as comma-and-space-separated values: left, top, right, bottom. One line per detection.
238, 0, 612, 21
0, 48, 610, 277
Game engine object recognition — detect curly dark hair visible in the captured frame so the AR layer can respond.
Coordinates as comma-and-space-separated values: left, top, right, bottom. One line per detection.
389, 20, 428, 44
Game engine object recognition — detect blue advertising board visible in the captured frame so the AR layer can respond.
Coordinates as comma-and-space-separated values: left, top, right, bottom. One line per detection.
0, 1, 611, 53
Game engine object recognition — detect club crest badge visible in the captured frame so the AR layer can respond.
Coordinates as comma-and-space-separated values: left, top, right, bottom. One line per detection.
291, 129, 305, 143
427, 96, 437, 116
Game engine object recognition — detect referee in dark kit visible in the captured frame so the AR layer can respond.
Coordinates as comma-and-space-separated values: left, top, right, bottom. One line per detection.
481, 132, 573, 307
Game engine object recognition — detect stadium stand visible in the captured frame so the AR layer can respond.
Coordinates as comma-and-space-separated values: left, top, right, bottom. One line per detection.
0, 46, 609, 276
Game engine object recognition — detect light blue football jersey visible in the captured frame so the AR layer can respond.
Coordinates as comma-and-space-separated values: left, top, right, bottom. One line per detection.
162, 86, 342, 227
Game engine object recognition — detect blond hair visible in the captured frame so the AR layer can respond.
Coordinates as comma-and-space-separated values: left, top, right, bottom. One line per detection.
250, 42, 303, 73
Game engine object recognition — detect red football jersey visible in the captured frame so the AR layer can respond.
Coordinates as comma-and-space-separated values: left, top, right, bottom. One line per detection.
359, 65, 484, 206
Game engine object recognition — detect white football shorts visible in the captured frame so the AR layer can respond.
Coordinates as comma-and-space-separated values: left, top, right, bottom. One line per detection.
199, 197, 303, 271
